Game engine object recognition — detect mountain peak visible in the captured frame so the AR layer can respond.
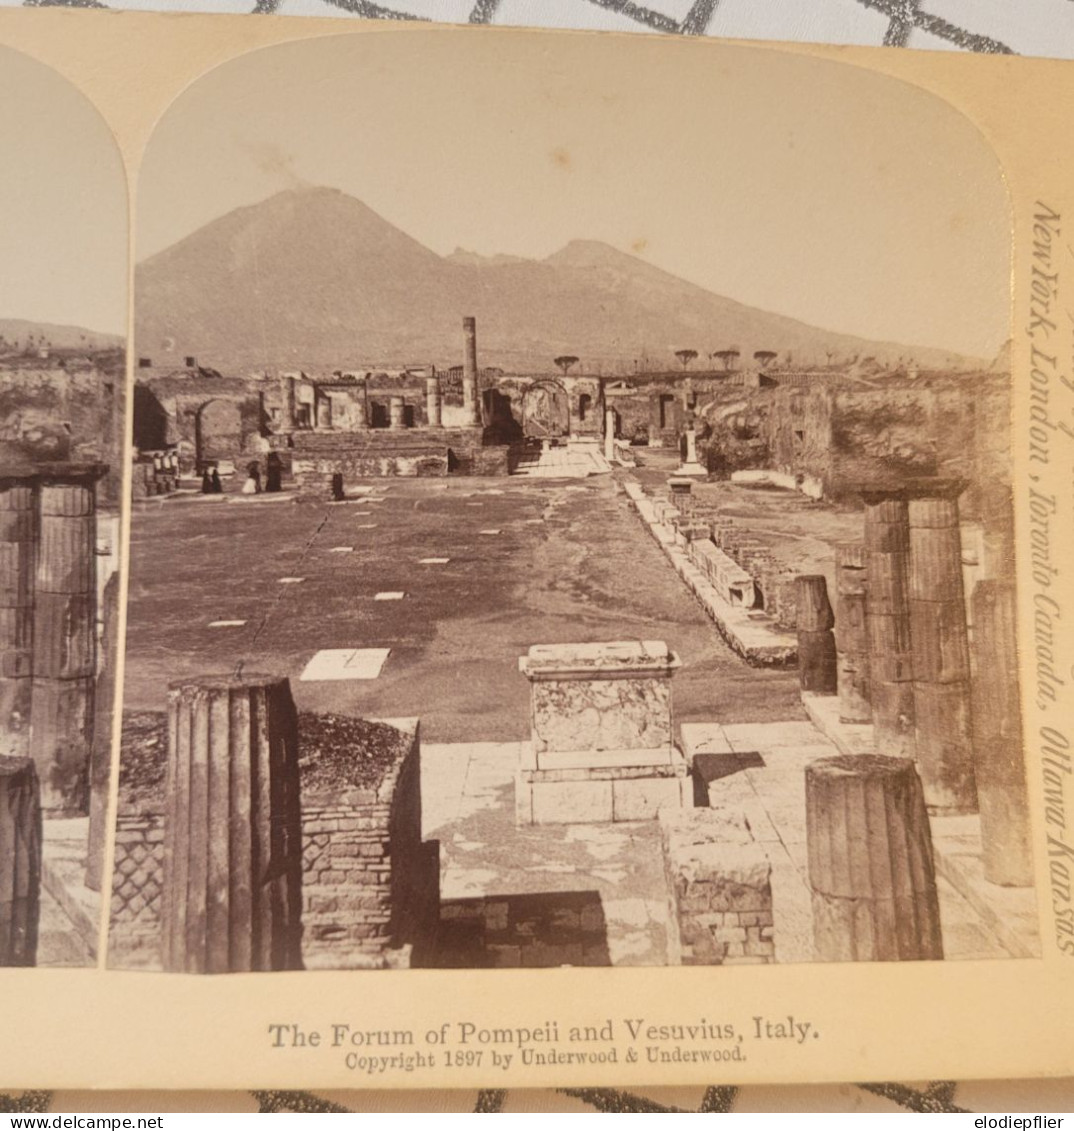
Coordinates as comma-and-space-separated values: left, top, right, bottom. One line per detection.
544, 239, 639, 269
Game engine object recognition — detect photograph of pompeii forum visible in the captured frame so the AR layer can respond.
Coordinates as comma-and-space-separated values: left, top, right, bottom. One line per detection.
99, 34, 1039, 975
0, 45, 127, 968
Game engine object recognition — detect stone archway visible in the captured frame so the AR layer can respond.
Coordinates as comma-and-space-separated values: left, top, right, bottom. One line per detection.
195, 398, 242, 469
522, 380, 570, 440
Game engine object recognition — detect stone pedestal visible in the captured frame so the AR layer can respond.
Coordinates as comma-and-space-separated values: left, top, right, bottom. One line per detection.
675, 429, 706, 477
516, 641, 690, 824
161, 674, 303, 973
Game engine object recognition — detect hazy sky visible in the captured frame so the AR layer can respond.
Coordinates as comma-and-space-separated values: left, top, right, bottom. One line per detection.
139, 30, 1010, 359
0, 47, 127, 337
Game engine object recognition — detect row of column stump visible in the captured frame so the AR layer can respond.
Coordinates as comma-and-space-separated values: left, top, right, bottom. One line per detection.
794, 478, 1032, 961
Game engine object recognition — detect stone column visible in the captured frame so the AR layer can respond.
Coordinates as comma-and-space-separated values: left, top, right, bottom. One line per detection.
280, 375, 296, 431
86, 571, 119, 891
315, 393, 332, 430
908, 486, 977, 815
806, 754, 942, 962
0, 755, 41, 966
979, 482, 1015, 582
389, 396, 406, 431
425, 376, 442, 428
462, 316, 481, 427
31, 475, 100, 816
354, 379, 369, 429
834, 543, 871, 723
862, 491, 915, 758
796, 575, 837, 694
972, 580, 1032, 886
161, 674, 303, 974
604, 408, 616, 462
0, 479, 36, 759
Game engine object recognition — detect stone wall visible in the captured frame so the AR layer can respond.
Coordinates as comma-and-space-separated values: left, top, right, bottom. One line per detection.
660, 807, 775, 966
290, 427, 505, 485
109, 712, 438, 971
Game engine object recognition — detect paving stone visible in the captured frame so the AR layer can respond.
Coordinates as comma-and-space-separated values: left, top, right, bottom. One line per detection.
300, 647, 391, 681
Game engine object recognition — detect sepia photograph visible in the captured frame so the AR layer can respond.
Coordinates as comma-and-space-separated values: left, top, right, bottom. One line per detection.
106, 29, 1034, 979
0, 44, 127, 968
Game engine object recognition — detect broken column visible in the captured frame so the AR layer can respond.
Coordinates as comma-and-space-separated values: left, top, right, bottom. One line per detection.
971, 580, 1032, 886
861, 490, 915, 758
604, 408, 616, 462
31, 473, 101, 816
0, 477, 36, 759
796, 575, 837, 695
0, 755, 41, 966
389, 396, 406, 431
516, 641, 691, 824
908, 484, 977, 815
426, 374, 442, 427
833, 543, 871, 723
806, 754, 942, 962
161, 674, 303, 974
462, 316, 482, 427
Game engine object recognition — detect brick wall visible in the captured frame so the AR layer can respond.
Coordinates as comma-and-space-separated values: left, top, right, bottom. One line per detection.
108, 713, 438, 971
660, 807, 775, 966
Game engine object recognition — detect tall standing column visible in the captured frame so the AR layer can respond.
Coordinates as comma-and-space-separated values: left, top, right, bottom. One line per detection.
161, 674, 303, 974
971, 580, 1032, 885
604, 408, 616, 462
908, 486, 977, 815
425, 376, 442, 427
280, 375, 296, 431
806, 754, 942, 962
0, 478, 36, 759
862, 492, 915, 758
31, 475, 99, 816
462, 316, 481, 427
86, 571, 119, 891
834, 542, 871, 723
796, 575, 837, 694
0, 755, 41, 966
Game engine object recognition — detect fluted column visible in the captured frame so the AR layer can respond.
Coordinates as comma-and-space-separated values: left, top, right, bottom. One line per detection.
862, 492, 915, 758
806, 754, 942, 962
834, 543, 870, 723
972, 581, 1032, 886
161, 674, 303, 974
0, 481, 36, 760
796, 575, 837, 694
908, 487, 977, 815
30, 479, 97, 816
0, 755, 41, 966
426, 375, 442, 427
462, 316, 481, 427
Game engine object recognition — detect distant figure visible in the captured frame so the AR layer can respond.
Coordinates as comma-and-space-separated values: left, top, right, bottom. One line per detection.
330, 473, 345, 502
242, 461, 262, 495
210, 467, 223, 494
265, 452, 283, 493
201, 469, 212, 494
